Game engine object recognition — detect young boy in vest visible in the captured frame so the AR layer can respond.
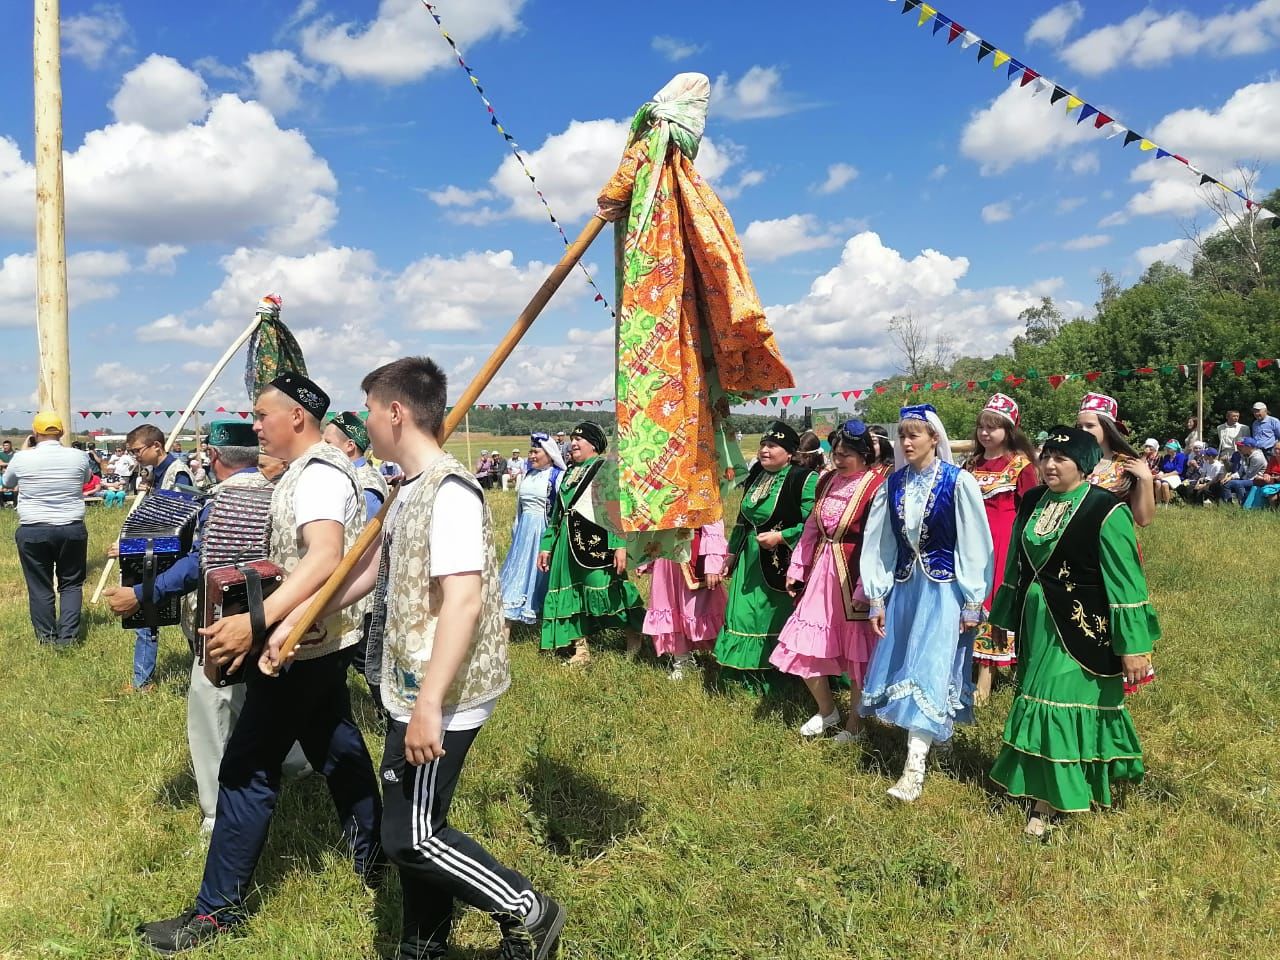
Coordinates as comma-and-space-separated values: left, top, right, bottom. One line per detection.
121, 423, 193, 691
264, 356, 565, 960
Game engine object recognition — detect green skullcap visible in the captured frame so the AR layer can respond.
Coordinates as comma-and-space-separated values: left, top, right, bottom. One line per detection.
206, 419, 257, 448
330, 411, 370, 452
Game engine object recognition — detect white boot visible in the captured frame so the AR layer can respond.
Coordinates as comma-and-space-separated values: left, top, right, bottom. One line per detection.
887, 732, 932, 803
799, 708, 841, 738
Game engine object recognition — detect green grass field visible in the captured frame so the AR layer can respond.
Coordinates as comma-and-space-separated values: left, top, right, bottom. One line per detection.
0, 498, 1277, 959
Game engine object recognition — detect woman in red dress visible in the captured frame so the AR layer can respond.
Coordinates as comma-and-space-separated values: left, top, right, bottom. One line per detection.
964, 394, 1039, 706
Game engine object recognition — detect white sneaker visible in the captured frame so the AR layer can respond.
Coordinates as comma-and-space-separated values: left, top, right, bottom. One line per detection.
669, 655, 696, 681
799, 709, 841, 738
831, 729, 866, 745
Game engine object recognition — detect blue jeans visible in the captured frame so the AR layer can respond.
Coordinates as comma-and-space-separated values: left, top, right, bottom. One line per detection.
133, 627, 158, 687
1223, 478, 1255, 504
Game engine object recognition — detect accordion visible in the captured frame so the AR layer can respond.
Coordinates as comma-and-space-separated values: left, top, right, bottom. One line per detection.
202, 560, 284, 687
198, 485, 276, 687
119, 489, 202, 630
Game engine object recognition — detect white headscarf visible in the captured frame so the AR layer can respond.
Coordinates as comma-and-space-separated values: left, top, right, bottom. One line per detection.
533, 432, 565, 470
894, 410, 954, 470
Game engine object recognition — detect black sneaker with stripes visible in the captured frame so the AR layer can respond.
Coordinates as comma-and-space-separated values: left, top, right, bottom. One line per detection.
499, 894, 566, 960
138, 908, 232, 955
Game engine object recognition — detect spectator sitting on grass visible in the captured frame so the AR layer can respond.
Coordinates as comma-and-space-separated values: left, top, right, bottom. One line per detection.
1180, 448, 1224, 505
1243, 446, 1280, 510
1223, 438, 1267, 505
1153, 440, 1188, 505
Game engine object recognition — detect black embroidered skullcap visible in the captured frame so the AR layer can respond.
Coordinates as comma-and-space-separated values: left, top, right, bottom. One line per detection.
269, 372, 330, 421
762, 420, 799, 454
571, 421, 608, 454
1040, 425, 1102, 476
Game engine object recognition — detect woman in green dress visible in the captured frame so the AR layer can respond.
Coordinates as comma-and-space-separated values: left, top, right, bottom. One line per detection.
715, 421, 819, 692
989, 426, 1159, 838
537, 422, 645, 666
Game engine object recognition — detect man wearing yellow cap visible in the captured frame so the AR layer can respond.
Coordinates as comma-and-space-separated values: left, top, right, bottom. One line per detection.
2, 413, 92, 645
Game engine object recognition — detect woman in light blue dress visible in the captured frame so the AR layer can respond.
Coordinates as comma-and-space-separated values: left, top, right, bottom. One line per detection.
499, 433, 563, 624
860, 404, 993, 803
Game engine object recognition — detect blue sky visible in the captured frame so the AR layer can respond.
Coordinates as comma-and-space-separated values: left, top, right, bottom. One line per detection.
0, 0, 1276, 427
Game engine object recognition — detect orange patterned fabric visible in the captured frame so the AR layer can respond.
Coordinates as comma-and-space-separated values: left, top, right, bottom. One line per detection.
599, 133, 793, 556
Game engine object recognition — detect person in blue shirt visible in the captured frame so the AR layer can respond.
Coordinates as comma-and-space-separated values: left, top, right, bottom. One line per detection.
1250, 402, 1280, 455
1153, 439, 1189, 505
114, 424, 193, 691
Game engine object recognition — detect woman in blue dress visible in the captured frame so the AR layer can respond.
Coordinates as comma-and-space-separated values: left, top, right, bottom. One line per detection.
860, 404, 994, 803
499, 432, 563, 624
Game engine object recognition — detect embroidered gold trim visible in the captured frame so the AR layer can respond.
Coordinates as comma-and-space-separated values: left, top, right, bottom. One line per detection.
996, 744, 1143, 764
1018, 694, 1127, 711
1109, 600, 1151, 609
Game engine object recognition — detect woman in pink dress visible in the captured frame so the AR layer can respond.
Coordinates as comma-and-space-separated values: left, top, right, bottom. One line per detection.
641, 520, 728, 680
964, 394, 1040, 706
771, 421, 893, 741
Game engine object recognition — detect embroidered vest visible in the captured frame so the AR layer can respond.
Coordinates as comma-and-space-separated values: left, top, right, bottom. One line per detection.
180, 468, 273, 644
270, 440, 364, 661
356, 460, 389, 504
736, 464, 813, 592
888, 460, 961, 583
1013, 485, 1123, 676
813, 465, 888, 620
157, 455, 190, 492
380, 453, 511, 717
553, 458, 613, 571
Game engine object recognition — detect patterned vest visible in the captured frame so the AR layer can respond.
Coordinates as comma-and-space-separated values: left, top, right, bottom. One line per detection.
156, 455, 191, 492
271, 440, 364, 661
1013, 485, 1123, 676
887, 460, 961, 583
735, 463, 814, 592
813, 465, 888, 620
356, 460, 389, 504
380, 453, 511, 716
345, 458, 390, 648
180, 468, 273, 643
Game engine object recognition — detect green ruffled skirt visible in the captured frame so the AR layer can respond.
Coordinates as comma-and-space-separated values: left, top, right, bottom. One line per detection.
538, 530, 644, 651
990, 583, 1145, 813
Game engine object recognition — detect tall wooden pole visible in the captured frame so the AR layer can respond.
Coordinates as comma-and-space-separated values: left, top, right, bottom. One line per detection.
1196, 359, 1204, 442
33, 0, 71, 443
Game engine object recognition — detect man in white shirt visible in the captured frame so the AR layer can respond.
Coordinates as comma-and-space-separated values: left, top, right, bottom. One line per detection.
501, 446, 526, 490
1217, 411, 1248, 470
3, 412, 91, 645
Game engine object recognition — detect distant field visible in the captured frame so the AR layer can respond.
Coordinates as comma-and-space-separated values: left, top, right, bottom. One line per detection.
0, 502, 1277, 958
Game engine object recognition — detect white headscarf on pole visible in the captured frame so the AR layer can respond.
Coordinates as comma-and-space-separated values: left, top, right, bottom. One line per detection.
894, 404, 953, 470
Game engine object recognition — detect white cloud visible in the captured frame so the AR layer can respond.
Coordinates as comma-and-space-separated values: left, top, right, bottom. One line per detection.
141, 244, 186, 274
1057, 196, 1087, 214
814, 162, 858, 195
0, 249, 132, 327
1123, 80, 1280, 219
393, 250, 549, 331
718, 168, 767, 201
1068, 151, 1100, 175
300, 0, 525, 85
432, 117, 736, 224
1061, 233, 1111, 251
246, 50, 321, 115
961, 83, 1098, 174
928, 164, 949, 181
740, 215, 843, 262
1026, 2, 1084, 47
765, 232, 1081, 389
651, 36, 704, 61
1060, 1, 1280, 75
109, 54, 209, 132
711, 66, 812, 120
1134, 237, 1195, 269
93, 361, 146, 391
63, 4, 132, 69
0, 58, 338, 249
981, 202, 1014, 224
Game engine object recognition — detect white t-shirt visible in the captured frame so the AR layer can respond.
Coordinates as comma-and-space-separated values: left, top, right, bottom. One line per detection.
385, 469, 495, 730
1199, 461, 1225, 483
114, 454, 135, 478
294, 460, 358, 531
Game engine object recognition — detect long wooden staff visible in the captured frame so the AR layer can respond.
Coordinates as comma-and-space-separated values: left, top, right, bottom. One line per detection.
91, 313, 264, 603
273, 214, 608, 665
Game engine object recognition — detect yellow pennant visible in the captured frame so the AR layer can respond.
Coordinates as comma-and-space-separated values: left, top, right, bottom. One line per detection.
1065, 95, 1084, 113
918, 4, 936, 27
1139, 139, 1156, 151
993, 51, 1010, 69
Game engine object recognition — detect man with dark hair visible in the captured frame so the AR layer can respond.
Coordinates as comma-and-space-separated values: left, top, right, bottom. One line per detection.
4, 413, 91, 645
119, 423, 193, 691
140, 375, 382, 954
267, 356, 565, 960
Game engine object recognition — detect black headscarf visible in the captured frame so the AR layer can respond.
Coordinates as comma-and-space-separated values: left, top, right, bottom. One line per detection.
1040, 425, 1102, 476
761, 420, 799, 454
571, 421, 608, 454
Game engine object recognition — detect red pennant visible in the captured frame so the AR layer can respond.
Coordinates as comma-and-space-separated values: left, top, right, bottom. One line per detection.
781, 395, 793, 406
216, 406, 226, 412
1019, 68, 1039, 87
852, 389, 864, 399
1258, 358, 1275, 369
575, 400, 584, 407
1048, 375, 1066, 389
1005, 376, 1026, 388
965, 381, 976, 391
1233, 361, 1247, 376
931, 381, 948, 391
947, 21, 963, 42
127, 410, 138, 418
1173, 154, 1188, 164
1084, 371, 1102, 382
1202, 361, 1217, 378
841, 390, 853, 400
239, 411, 250, 419
534, 402, 543, 410
1135, 366, 1155, 375
910, 384, 921, 393
78, 411, 89, 418
1093, 112, 1113, 129
875, 385, 888, 394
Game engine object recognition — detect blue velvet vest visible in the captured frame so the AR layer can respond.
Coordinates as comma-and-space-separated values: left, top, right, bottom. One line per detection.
887, 460, 960, 583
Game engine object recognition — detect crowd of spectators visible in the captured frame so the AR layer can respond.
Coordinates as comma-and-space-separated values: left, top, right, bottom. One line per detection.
1143, 401, 1280, 509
